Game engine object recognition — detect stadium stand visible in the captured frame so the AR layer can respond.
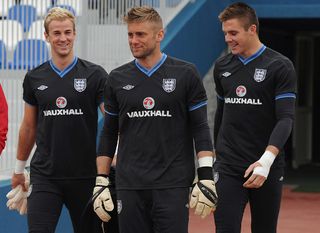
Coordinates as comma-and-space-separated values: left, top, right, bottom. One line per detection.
21, 0, 52, 17
10, 38, 49, 70
27, 19, 45, 40
47, 4, 76, 16
0, 19, 23, 51
0, 0, 14, 18
0, 40, 7, 69
7, 4, 38, 32
57, 0, 81, 15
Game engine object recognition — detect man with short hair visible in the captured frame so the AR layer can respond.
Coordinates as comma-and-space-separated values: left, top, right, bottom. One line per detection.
213, 2, 297, 233
10, 7, 110, 233
93, 6, 217, 233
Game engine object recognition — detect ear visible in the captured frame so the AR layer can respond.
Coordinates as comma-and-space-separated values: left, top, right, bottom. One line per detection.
249, 24, 257, 34
44, 32, 49, 42
157, 28, 164, 42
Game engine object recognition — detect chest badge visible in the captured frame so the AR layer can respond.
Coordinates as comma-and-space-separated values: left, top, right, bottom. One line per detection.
74, 79, 87, 92
254, 68, 267, 82
162, 79, 176, 93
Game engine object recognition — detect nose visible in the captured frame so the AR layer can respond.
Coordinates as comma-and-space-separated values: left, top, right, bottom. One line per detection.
59, 33, 67, 41
225, 34, 231, 43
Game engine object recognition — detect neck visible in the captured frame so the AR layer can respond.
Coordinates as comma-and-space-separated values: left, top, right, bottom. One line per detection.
242, 40, 263, 58
51, 52, 75, 70
137, 51, 162, 70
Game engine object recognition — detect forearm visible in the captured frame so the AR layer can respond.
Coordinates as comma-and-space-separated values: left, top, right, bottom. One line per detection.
96, 156, 113, 175
16, 124, 36, 161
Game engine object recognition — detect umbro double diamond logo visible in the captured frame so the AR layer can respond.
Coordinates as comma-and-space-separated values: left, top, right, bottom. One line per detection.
37, 85, 48, 90
222, 72, 231, 77
123, 85, 134, 90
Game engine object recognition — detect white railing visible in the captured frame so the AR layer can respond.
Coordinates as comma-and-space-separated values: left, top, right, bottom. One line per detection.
0, 0, 192, 178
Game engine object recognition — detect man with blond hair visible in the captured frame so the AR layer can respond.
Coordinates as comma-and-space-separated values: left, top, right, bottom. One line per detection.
10, 7, 110, 233
93, 6, 217, 233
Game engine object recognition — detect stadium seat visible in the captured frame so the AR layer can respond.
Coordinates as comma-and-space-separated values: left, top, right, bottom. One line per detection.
56, 0, 81, 15
11, 39, 49, 70
7, 4, 38, 32
48, 4, 76, 16
21, 0, 53, 17
27, 20, 45, 40
0, 0, 14, 18
0, 40, 7, 69
0, 20, 24, 51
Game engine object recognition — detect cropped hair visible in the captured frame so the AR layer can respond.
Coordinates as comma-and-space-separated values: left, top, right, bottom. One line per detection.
219, 2, 259, 33
44, 7, 76, 34
123, 6, 163, 29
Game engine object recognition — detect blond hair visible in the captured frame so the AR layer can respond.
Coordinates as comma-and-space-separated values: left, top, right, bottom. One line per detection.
123, 6, 163, 29
44, 7, 76, 34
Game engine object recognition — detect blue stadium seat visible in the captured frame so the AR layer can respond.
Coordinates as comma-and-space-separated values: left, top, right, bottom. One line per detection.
7, 4, 38, 32
0, 40, 7, 69
11, 39, 49, 70
48, 4, 76, 16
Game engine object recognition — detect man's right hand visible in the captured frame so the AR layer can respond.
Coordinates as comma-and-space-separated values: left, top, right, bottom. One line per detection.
12, 173, 27, 191
93, 175, 114, 222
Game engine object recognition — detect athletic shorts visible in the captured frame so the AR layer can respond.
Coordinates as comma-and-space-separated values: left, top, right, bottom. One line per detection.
117, 188, 190, 233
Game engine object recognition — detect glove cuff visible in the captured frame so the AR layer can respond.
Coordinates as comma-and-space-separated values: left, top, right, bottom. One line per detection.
96, 175, 110, 187
197, 167, 213, 180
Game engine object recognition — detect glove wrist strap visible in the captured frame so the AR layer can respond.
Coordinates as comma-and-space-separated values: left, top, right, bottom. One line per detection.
97, 174, 108, 178
197, 167, 213, 180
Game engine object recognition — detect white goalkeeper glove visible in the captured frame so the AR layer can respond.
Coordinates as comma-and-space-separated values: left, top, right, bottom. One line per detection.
6, 169, 29, 215
190, 162, 218, 218
93, 175, 114, 222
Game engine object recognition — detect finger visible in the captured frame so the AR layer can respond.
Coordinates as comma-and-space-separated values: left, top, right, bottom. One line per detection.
244, 164, 255, 178
194, 202, 205, 216
189, 193, 198, 209
201, 205, 212, 218
243, 172, 257, 186
19, 199, 27, 215
6, 186, 22, 199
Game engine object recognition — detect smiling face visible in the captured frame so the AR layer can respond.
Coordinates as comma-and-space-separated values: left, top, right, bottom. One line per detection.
127, 21, 163, 60
45, 19, 75, 60
222, 18, 258, 58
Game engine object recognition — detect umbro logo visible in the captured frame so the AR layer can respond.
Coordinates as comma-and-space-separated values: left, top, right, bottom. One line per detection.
222, 72, 231, 77
37, 85, 48, 90
123, 85, 134, 90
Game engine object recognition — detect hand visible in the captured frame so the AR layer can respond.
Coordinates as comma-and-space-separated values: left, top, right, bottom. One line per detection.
93, 176, 114, 222
189, 166, 218, 218
7, 170, 29, 215
243, 151, 276, 188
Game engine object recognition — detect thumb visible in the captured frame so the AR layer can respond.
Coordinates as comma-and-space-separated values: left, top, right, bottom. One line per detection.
189, 186, 199, 208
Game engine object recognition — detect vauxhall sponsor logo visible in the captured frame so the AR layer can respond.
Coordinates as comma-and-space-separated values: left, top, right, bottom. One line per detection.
127, 97, 172, 118
224, 85, 262, 105
43, 97, 84, 116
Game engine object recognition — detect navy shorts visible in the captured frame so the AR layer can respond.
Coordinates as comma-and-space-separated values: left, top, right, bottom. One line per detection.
117, 188, 189, 233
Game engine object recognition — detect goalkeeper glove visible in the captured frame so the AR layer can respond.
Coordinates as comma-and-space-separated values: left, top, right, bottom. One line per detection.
7, 169, 29, 215
93, 175, 114, 222
190, 166, 218, 218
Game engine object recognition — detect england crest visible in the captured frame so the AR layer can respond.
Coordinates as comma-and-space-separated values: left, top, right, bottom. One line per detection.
253, 69, 267, 82
74, 79, 86, 92
162, 79, 176, 93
